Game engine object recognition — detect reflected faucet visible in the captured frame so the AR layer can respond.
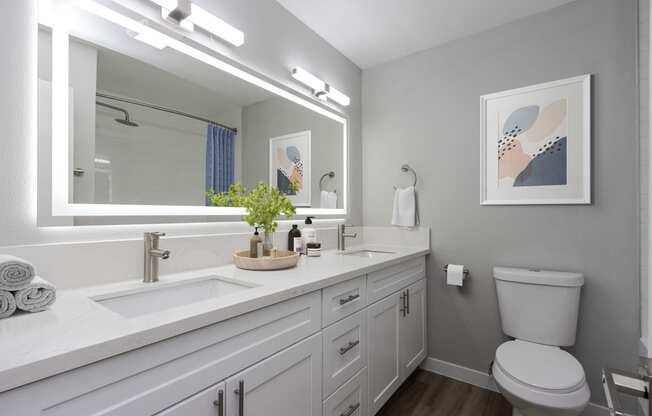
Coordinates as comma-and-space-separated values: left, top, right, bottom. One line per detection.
338, 224, 358, 251
144, 232, 170, 283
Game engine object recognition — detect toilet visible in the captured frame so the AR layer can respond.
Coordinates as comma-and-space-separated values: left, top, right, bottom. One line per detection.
492, 267, 590, 416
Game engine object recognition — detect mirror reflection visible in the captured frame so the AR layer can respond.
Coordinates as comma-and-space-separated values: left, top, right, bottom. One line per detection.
38, 18, 344, 212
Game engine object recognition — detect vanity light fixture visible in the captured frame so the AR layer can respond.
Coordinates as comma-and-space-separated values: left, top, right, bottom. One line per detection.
291, 67, 350, 107
149, 0, 244, 46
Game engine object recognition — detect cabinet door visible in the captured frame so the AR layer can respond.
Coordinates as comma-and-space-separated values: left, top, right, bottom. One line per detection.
366, 292, 401, 415
399, 279, 427, 380
225, 333, 322, 416
156, 382, 225, 416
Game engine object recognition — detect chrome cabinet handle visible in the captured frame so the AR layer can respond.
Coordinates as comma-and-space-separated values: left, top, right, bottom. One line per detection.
213, 389, 224, 416
406, 288, 410, 315
234, 380, 244, 416
338, 340, 360, 355
339, 294, 360, 305
399, 291, 406, 317
340, 403, 361, 416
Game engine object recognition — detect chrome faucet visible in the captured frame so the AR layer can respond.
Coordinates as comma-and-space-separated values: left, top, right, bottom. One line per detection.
143, 232, 170, 283
338, 224, 358, 251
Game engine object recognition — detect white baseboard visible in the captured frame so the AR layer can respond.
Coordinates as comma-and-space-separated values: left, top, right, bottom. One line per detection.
420, 357, 609, 416
420, 357, 499, 392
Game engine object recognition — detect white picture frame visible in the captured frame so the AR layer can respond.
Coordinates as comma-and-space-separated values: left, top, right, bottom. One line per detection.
269, 131, 312, 207
480, 74, 591, 205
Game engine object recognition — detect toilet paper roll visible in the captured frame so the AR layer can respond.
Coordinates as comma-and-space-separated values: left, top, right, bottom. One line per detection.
446, 264, 465, 286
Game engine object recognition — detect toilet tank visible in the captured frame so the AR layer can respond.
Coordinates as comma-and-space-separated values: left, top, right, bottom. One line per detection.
494, 267, 584, 347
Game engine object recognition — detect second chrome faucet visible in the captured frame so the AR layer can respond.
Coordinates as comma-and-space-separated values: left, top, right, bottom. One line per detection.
338, 224, 358, 251
144, 232, 170, 283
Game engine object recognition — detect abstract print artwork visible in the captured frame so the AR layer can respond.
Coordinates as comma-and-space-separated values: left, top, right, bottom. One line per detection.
498, 100, 567, 187
481, 75, 591, 205
269, 130, 311, 206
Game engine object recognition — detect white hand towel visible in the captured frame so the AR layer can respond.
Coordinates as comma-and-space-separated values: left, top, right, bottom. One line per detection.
0, 255, 36, 291
14, 277, 56, 313
320, 190, 338, 209
391, 186, 417, 228
0, 290, 16, 319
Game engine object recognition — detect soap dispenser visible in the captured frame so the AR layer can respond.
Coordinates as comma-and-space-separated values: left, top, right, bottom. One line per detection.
288, 224, 302, 253
250, 227, 262, 258
303, 217, 317, 246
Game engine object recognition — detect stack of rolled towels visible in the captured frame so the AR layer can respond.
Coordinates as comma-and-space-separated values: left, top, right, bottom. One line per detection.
0, 255, 56, 319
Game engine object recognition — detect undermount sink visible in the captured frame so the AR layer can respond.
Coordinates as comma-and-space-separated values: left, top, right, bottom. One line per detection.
92, 276, 255, 318
340, 249, 396, 258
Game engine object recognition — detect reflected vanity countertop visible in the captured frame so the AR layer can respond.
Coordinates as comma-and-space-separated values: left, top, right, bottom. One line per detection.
0, 244, 429, 393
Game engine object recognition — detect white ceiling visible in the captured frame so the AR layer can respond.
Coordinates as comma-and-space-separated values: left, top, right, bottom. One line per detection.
275, 0, 576, 69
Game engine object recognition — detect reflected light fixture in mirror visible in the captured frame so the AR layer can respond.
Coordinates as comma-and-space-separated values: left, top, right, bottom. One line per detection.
148, 0, 245, 46
291, 67, 351, 107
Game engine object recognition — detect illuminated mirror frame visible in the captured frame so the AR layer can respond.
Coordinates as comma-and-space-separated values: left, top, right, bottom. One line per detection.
45, 0, 348, 217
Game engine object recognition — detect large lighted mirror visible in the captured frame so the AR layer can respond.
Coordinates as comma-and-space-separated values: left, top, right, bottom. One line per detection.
38, 0, 347, 223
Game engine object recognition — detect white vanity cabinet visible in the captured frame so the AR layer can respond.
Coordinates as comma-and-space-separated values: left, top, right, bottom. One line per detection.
0, 255, 427, 416
0, 292, 322, 415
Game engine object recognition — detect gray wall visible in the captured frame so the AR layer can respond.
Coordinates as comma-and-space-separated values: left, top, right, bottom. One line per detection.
362, 0, 638, 404
242, 96, 344, 209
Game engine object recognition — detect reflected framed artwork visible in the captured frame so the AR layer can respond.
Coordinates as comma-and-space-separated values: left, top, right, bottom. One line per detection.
269, 130, 312, 206
480, 75, 591, 205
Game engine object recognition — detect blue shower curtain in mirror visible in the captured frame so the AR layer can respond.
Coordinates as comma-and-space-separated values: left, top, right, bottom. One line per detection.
206, 124, 235, 204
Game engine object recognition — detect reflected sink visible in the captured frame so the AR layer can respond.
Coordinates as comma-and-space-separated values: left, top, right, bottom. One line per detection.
339, 249, 396, 258
92, 276, 255, 318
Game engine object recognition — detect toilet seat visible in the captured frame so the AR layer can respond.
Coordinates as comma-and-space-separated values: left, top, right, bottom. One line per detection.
493, 340, 590, 411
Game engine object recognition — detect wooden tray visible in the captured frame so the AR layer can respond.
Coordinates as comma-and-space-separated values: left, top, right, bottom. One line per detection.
233, 250, 300, 271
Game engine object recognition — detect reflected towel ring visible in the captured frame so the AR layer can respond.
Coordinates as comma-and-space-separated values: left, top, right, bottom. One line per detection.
394, 164, 417, 189
319, 171, 336, 193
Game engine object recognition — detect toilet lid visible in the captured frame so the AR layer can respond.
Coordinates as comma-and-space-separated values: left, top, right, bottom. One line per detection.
495, 340, 585, 392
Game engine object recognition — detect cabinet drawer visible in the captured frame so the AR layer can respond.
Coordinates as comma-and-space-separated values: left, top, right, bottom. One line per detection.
322, 275, 366, 327
0, 292, 321, 416
323, 368, 368, 416
367, 257, 425, 304
323, 310, 367, 398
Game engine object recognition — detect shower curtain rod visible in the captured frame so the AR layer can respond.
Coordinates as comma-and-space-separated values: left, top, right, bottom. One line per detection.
96, 92, 238, 134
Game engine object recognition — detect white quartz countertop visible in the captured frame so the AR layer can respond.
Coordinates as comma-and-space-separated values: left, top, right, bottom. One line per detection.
0, 244, 428, 393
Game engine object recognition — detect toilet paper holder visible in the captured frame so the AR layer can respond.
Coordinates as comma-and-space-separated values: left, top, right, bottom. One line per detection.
443, 264, 470, 277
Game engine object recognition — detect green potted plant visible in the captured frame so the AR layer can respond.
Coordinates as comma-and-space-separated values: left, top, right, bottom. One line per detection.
208, 182, 296, 254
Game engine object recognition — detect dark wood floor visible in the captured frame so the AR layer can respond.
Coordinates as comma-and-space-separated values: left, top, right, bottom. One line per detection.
377, 370, 512, 416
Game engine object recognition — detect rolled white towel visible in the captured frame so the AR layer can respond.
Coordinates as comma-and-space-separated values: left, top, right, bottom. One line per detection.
0, 290, 16, 319
14, 277, 56, 313
0, 255, 36, 291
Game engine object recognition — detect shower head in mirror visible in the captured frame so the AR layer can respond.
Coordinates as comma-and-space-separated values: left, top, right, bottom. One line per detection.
114, 117, 139, 127
97, 100, 139, 127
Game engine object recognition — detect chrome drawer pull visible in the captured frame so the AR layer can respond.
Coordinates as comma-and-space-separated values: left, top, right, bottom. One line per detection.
339, 340, 360, 355
340, 402, 361, 416
234, 380, 244, 416
406, 288, 410, 315
213, 389, 224, 416
339, 294, 360, 305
